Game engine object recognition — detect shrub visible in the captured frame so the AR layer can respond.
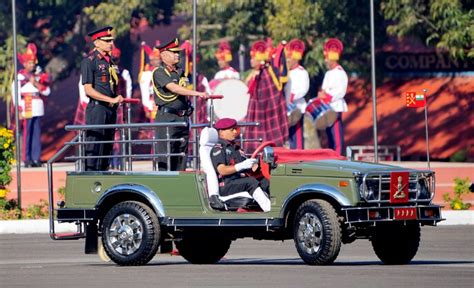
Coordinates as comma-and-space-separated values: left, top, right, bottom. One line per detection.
443, 177, 472, 210
0, 127, 15, 191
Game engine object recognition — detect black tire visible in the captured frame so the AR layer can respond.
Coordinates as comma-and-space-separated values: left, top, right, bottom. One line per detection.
101, 201, 161, 266
293, 199, 341, 265
371, 222, 420, 265
175, 236, 231, 264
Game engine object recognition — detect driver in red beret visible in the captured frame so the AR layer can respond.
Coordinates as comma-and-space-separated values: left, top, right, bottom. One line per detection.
210, 118, 271, 212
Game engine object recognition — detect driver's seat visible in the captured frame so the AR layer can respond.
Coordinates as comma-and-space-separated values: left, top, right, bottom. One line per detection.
199, 127, 258, 211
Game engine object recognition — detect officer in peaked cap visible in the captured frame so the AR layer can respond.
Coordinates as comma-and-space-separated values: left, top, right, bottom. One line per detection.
152, 38, 209, 171
81, 26, 124, 171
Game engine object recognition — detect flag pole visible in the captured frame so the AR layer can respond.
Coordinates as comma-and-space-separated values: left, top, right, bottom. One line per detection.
12, 0, 22, 217
192, 0, 197, 170
423, 88, 430, 170
370, 0, 379, 163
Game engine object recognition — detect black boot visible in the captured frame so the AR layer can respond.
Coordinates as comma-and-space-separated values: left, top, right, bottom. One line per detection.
32, 161, 42, 167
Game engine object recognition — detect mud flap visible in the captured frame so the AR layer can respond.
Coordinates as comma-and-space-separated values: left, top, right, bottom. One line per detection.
85, 222, 98, 254
160, 239, 173, 253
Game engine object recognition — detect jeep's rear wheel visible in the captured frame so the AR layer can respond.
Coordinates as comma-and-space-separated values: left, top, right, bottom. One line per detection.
293, 199, 341, 265
101, 201, 160, 266
371, 222, 420, 264
176, 236, 231, 264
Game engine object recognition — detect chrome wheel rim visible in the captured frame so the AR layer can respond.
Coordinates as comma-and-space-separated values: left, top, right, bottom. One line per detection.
107, 213, 143, 255
296, 212, 323, 254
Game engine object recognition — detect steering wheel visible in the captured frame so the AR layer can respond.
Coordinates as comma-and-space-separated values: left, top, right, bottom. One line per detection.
250, 141, 276, 180
251, 141, 276, 159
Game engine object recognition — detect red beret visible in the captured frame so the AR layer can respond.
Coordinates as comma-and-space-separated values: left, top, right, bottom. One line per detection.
214, 118, 237, 130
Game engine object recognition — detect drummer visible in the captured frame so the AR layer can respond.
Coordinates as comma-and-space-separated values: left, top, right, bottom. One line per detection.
213, 40, 240, 80
318, 38, 348, 156
284, 39, 310, 149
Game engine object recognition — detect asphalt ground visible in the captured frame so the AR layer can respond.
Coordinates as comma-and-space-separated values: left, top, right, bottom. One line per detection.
0, 226, 473, 288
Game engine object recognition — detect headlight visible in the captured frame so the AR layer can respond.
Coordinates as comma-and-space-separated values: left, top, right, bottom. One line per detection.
417, 177, 432, 200
359, 179, 378, 201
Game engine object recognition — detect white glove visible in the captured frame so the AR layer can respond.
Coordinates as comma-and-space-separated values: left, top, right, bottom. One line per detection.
234, 158, 258, 172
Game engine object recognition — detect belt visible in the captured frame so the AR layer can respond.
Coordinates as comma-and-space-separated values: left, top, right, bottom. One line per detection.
91, 100, 117, 108
159, 106, 193, 117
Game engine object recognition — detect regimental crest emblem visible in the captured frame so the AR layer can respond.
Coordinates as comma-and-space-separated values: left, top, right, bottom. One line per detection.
390, 172, 409, 203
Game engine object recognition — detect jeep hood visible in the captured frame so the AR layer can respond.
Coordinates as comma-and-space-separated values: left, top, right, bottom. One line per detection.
281, 160, 420, 178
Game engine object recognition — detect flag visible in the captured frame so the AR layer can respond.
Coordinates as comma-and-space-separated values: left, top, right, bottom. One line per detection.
138, 43, 151, 82
405, 91, 426, 108
268, 41, 288, 91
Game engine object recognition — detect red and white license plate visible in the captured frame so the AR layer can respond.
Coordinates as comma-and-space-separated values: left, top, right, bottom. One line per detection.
394, 207, 417, 220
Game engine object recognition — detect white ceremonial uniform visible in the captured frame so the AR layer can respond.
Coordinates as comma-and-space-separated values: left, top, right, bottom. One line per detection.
78, 75, 89, 105
121, 69, 132, 98
214, 66, 240, 80
285, 65, 309, 113
284, 65, 309, 149
321, 65, 348, 112
321, 64, 348, 156
12, 73, 50, 118
139, 70, 155, 112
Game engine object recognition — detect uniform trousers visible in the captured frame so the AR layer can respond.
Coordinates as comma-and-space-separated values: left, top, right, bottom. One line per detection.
25, 116, 42, 163
219, 177, 269, 197
155, 110, 189, 171
325, 112, 345, 156
85, 101, 117, 171
288, 117, 304, 149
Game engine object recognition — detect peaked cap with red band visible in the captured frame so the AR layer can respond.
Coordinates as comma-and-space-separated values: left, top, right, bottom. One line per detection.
323, 38, 344, 61
88, 26, 114, 41
250, 40, 271, 62
158, 38, 182, 52
215, 40, 232, 62
286, 38, 305, 60
18, 43, 38, 64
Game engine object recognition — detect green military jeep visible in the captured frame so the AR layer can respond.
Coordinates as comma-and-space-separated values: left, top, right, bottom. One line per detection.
48, 122, 442, 266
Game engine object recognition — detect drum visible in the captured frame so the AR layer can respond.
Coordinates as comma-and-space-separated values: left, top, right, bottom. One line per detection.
287, 103, 302, 127
305, 98, 337, 130
212, 79, 249, 121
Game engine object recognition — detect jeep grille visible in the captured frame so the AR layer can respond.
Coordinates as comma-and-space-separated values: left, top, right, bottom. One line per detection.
357, 171, 435, 203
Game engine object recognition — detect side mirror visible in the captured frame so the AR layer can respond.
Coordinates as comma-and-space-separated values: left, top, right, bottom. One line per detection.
262, 146, 276, 168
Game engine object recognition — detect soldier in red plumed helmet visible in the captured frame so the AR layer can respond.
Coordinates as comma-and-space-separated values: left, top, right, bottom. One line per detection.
213, 40, 240, 81
243, 39, 289, 152
318, 38, 348, 155
138, 40, 161, 121
284, 39, 310, 149
12, 43, 51, 167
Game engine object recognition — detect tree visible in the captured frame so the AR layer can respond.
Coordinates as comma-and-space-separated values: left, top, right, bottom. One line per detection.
381, 0, 473, 60
175, 0, 385, 79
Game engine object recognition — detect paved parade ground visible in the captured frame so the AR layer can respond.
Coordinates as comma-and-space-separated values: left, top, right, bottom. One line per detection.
0, 226, 473, 288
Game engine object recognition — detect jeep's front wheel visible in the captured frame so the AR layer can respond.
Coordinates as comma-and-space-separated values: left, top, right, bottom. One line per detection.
101, 201, 161, 266
176, 236, 231, 264
293, 199, 341, 265
371, 222, 420, 264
